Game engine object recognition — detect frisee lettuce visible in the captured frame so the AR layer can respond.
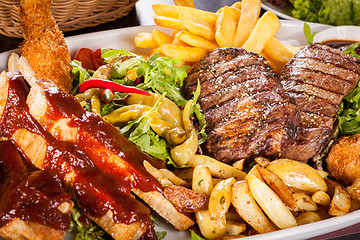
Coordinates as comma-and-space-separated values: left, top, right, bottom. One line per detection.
136, 52, 190, 107
70, 205, 108, 240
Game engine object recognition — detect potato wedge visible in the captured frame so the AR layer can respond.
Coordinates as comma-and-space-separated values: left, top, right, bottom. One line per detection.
259, 167, 297, 210
153, 15, 186, 30
296, 212, 321, 226
152, 4, 217, 25
346, 177, 360, 201
196, 210, 226, 239
215, 6, 238, 47
192, 165, 213, 195
134, 32, 158, 48
248, 176, 297, 229
242, 11, 280, 53
225, 220, 247, 235
329, 185, 351, 216
232, 0, 261, 48
157, 44, 208, 62
209, 177, 236, 220
267, 159, 327, 193
231, 181, 275, 233
293, 192, 318, 212
152, 29, 173, 46
188, 155, 247, 180
312, 191, 331, 206
179, 13, 215, 41
176, 30, 219, 51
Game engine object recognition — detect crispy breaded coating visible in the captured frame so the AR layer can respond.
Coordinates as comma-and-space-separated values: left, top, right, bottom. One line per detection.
19, 0, 72, 92
326, 134, 360, 186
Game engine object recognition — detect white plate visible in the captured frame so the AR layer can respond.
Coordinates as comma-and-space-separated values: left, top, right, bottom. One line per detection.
261, 2, 297, 20
1, 22, 360, 240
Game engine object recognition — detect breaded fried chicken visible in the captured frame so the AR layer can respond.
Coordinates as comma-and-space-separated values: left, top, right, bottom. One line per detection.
19, 0, 72, 92
326, 134, 360, 186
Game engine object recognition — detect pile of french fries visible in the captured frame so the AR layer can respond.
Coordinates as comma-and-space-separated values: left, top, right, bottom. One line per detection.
134, 0, 300, 72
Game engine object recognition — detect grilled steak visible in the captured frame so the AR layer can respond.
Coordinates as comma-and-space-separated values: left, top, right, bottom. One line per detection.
185, 47, 299, 163
280, 43, 360, 162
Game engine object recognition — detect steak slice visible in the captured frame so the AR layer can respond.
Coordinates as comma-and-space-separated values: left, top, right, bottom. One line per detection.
185, 47, 299, 163
280, 43, 360, 162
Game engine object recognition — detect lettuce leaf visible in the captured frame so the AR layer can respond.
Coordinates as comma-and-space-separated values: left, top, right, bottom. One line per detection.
137, 52, 190, 107
70, 205, 108, 240
70, 60, 91, 85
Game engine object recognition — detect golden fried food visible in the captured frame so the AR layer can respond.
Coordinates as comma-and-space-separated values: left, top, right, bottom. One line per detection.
326, 134, 360, 186
19, 0, 72, 92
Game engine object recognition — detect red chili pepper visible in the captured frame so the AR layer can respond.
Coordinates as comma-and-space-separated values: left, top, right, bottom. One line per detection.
78, 78, 151, 96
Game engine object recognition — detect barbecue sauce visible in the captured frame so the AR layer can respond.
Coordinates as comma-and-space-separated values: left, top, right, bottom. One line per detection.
0, 140, 71, 230
323, 39, 358, 51
0, 74, 162, 232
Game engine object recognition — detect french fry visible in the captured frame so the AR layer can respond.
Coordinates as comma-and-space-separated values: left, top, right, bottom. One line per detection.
248, 176, 297, 229
192, 165, 213, 195
232, 0, 261, 48
215, 6, 238, 47
152, 29, 173, 46
262, 37, 295, 64
208, 177, 236, 220
231, 1, 242, 10
267, 159, 328, 193
152, 4, 217, 25
260, 52, 285, 74
188, 155, 247, 179
157, 44, 208, 62
134, 32, 158, 48
242, 11, 280, 53
174, 0, 195, 8
285, 44, 302, 54
329, 185, 351, 216
153, 15, 186, 30
259, 167, 297, 210
231, 181, 275, 233
296, 212, 321, 226
176, 30, 219, 51
179, 13, 215, 41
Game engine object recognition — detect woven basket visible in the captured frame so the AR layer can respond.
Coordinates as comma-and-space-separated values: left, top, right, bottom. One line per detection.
0, 0, 138, 38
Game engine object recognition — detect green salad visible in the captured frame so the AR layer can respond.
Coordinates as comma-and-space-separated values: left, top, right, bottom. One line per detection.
287, 0, 360, 26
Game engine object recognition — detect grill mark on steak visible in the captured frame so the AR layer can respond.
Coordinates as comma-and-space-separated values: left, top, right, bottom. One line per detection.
287, 92, 338, 117
284, 58, 360, 83
185, 47, 299, 163
281, 79, 344, 105
199, 73, 286, 111
281, 69, 356, 95
185, 48, 272, 94
186, 65, 273, 99
280, 43, 360, 162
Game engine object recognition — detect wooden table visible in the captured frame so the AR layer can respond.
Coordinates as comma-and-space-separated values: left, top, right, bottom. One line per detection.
0, 0, 359, 239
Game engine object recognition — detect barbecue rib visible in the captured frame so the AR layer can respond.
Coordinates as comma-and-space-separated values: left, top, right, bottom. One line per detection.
17, 56, 195, 232
0, 70, 154, 239
185, 47, 299, 163
280, 43, 360, 162
0, 140, 73, 240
